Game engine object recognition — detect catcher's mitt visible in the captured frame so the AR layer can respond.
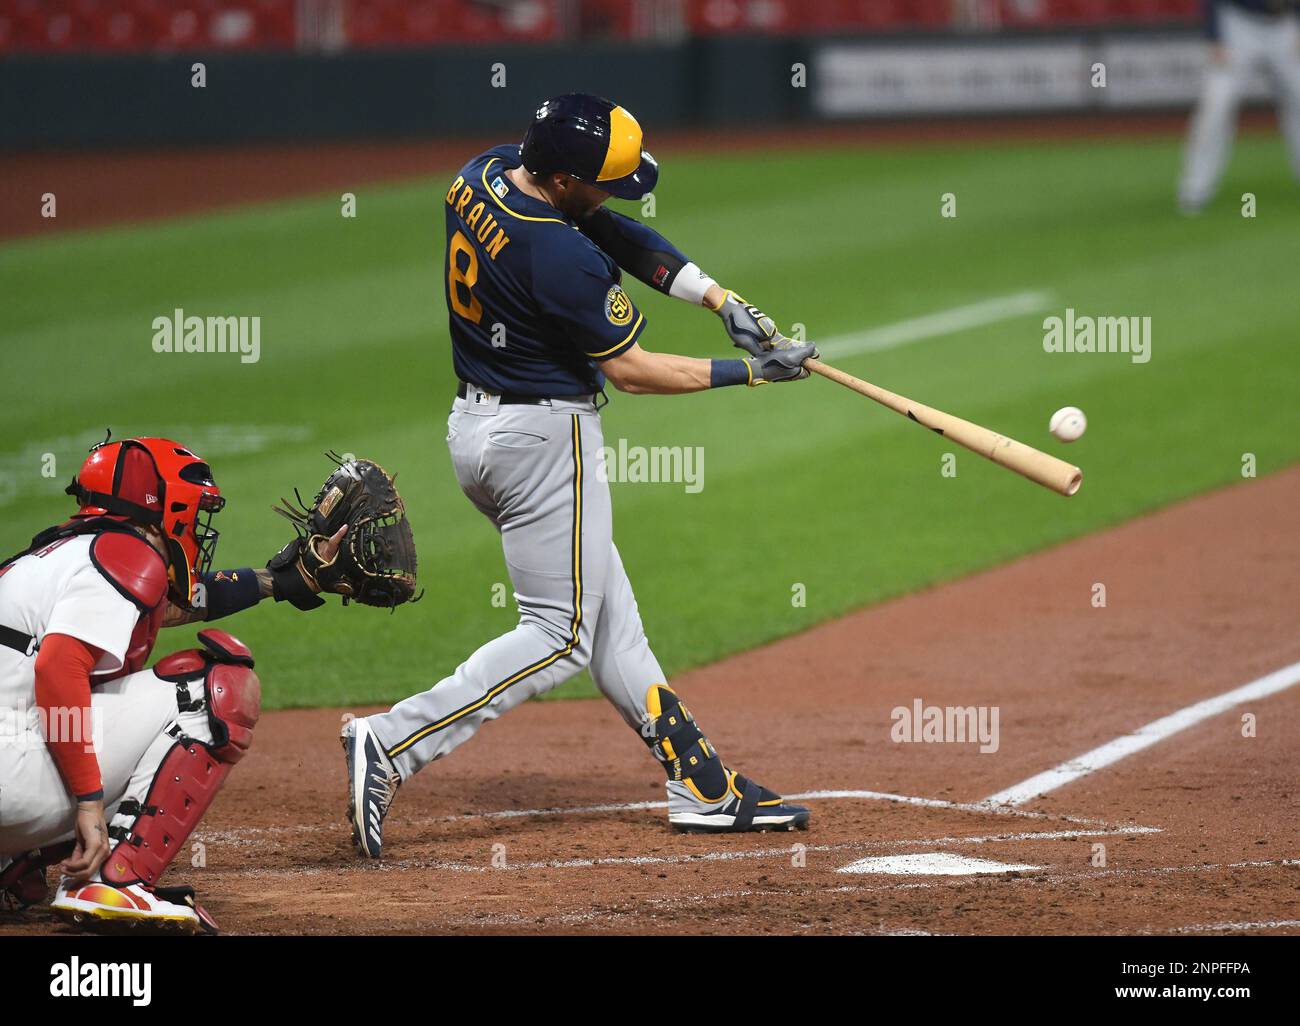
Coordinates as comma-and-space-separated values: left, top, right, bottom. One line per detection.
270, 453, 419, 608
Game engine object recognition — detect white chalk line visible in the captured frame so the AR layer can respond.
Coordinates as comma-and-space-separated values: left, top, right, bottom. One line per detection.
816, 290, 1054, 360
447, 788, 1084, 824
206, 824, 1158, 880
0, 423, 312, 509
1164, 919, 1300, 935
372, 824, 1157, 875
983, 659, 1300, 807
220, 858, 1297, 935
829, 857, 1299, 894
792, 789, 1091, 821
510, 858, 1296, 914
197, 788, 1135, 848
917, 857, 1300, 891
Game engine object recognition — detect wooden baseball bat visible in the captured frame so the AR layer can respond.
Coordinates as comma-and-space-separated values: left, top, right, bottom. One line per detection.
804, 357, 1083, 497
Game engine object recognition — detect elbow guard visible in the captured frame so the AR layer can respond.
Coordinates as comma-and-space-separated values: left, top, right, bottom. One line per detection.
580, 208, 695, 297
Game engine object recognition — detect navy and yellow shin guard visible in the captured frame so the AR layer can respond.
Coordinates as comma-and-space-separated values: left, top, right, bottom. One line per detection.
644, 684, 730, 801
644, 684, 811, 833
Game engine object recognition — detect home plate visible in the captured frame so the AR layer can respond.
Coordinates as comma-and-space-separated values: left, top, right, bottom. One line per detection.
837, 852, 1042, 876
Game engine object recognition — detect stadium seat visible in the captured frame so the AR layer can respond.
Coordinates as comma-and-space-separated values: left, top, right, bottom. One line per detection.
346, 0, 401, 48
912, 0, 953, 28
0, 0, 1208, 53
579, 0, 638, 38
82, 4, 145, 52
2, 0, 50, 52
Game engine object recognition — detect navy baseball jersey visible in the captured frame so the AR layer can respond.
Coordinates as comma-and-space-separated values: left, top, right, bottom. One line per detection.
442, 144, 651, 396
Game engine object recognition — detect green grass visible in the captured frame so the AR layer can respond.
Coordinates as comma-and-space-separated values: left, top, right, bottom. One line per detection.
2, 134, 1297, 709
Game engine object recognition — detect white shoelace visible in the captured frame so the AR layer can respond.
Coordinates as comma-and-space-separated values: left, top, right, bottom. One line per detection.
366, 769, 400, 813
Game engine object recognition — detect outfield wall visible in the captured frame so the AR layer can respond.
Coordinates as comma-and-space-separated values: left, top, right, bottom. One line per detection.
0, 30, 1230, 150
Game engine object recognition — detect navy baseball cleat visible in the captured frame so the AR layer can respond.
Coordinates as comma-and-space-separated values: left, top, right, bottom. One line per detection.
666, 771, 810, 834
342, 717, 401, 858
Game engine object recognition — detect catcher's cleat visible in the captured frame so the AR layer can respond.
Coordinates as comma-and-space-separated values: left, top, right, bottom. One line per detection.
342, 717, 400, 858
50, 874, 217, 934
1, 865, 50, 910
1, 843, 74, 910
667, 771, 810, 834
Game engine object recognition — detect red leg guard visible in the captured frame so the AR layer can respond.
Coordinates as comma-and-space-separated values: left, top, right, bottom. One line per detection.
204, 661, 259, 764
101, 638, 260, 889
101, 741, 233, 888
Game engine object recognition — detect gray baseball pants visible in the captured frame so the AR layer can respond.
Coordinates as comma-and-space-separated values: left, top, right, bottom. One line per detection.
370, 389, 667, 778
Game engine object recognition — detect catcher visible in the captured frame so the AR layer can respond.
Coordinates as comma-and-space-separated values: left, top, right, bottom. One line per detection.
0, 436, 416, 932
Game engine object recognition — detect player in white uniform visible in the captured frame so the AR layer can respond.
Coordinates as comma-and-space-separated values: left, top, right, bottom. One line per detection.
1179, 0, 1300, 211
0, 435, 341, 931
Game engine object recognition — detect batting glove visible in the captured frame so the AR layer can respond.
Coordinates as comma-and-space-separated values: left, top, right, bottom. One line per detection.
712, 290, 782, 357
743, 340, 819, 385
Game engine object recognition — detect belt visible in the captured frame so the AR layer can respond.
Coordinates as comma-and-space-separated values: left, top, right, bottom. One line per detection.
0, 623, 38, 657
456, 382, 552, 406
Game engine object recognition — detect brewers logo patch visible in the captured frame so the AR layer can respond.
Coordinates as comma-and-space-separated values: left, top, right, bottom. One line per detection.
604, 285, 634, 327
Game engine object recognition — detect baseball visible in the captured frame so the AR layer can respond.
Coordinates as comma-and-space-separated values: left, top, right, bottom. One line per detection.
1049, 406, 1087, 442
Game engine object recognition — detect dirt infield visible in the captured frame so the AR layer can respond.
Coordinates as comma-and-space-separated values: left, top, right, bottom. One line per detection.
4, 467, 1296, 936
2, 112, 1285, 242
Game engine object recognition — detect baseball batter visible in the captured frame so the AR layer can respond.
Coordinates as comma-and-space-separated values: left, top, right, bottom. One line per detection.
1179, 0, 1300, 212
343, 93, 818, 855
0, 435, 347, 932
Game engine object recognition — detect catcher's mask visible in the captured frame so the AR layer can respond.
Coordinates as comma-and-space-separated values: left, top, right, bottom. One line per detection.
68, 434, 224, 608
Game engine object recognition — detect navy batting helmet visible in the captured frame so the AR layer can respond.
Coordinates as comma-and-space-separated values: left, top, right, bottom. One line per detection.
520, 94, 659, 200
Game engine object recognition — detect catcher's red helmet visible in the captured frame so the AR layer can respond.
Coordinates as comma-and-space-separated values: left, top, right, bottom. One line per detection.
67, 435, 224, 606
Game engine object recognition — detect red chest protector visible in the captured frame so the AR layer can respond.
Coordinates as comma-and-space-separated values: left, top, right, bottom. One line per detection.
2, 517, 171, 679
85, 529, 170, 681
113, 603, 166, 680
